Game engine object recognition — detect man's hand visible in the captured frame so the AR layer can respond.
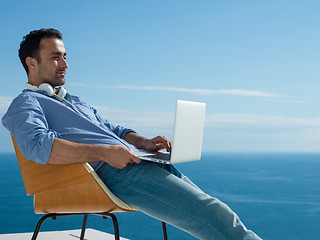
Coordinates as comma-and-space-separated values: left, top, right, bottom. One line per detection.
142, 136, 172, 153
96, 145, 141, 169
125, 132, 172, 153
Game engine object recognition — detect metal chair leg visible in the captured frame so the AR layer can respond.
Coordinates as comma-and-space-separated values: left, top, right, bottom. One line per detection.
31, 213, 57, 240
162, 221, 168, 240
80, 214, 88, 240
100, 213, 120, 240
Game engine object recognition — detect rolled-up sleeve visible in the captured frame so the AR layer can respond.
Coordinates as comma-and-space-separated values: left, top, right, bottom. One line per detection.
2, 94, 58, 164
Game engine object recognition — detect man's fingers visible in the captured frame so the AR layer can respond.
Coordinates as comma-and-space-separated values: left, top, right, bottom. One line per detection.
132, 156, 141, 164
153, 136, 172, 152
130, 151, 141, 164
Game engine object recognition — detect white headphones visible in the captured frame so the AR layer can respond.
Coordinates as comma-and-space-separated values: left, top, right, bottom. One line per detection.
25, 83, 67, 99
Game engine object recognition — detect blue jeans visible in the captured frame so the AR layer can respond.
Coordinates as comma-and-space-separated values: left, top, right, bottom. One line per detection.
97, 161, 262, 240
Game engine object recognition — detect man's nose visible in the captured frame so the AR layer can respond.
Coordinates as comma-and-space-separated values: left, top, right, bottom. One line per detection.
61, 58, 68, 69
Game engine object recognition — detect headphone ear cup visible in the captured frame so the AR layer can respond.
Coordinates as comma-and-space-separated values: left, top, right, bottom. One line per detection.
56, 87, 67, 98
37, 83, 54, 96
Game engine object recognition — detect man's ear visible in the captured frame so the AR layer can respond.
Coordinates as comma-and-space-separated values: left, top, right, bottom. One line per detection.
25, 57, 37, 71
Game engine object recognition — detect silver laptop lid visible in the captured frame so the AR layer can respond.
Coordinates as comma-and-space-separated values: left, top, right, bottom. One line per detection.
170, 100, 206, 164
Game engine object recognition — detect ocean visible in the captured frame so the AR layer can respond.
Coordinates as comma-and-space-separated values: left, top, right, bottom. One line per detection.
0, 152, 319, 240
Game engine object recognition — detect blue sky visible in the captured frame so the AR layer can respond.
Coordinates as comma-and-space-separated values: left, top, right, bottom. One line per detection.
0, 0, 319, 153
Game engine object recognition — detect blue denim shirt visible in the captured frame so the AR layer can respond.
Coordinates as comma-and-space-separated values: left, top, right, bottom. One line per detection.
2, 90, 136, 170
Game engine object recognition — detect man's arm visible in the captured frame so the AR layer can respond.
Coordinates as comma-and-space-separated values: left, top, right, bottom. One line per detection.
125, 132, 172, 152
48, 137, 141, 169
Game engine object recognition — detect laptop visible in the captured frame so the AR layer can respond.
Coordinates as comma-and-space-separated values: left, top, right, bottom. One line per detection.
134, 100, 206, 164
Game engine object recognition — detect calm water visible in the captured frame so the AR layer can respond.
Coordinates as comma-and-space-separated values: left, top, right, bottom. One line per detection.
0, 152, 319, 240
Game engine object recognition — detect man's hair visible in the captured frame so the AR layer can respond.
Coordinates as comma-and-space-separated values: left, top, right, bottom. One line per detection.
19, 28, 63, 74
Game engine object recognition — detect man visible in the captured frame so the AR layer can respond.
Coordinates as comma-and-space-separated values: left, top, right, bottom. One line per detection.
2, 29, 262, 240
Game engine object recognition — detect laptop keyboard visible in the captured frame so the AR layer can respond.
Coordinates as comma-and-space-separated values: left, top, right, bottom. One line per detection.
144, 153, 171, 161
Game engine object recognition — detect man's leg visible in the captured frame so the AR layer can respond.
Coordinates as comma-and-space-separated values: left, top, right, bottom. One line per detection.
97, 161, 261, 240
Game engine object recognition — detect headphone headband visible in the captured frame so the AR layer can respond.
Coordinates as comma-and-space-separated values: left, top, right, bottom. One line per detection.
25, 83, 67, 98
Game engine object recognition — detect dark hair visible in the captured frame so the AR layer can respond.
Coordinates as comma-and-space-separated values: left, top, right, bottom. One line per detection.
19, 28, 63, 74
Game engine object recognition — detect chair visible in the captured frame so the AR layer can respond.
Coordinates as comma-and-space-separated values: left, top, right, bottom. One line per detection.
11, 135, 168, 240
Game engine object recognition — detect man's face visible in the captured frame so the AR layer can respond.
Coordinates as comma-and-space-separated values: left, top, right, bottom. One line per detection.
35, 38, 68, 87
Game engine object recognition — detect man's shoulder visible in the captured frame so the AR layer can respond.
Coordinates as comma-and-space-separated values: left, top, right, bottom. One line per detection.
10, 90, 46, 106
2, 91, 38, 126
11, 90, 36, 103
3, 91, 41, 116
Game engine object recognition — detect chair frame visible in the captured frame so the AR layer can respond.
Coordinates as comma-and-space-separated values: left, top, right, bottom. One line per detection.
11, 135, 168, 240
31, 212, 120, 240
